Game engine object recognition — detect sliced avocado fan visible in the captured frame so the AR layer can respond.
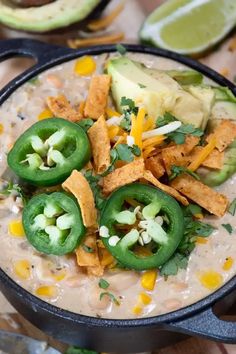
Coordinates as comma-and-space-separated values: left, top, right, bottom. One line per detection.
0, 0, 101, 32
107, 57, 215, 129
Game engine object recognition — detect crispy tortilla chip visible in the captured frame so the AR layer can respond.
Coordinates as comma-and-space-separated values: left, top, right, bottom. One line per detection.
75, 234, 99, 267
162, 136, 199, 175
102, 158, 145, 194
87, 264, 104, 276
145, 154, 165, 179
84, 75, 111, 119
99, 247, 115, 267
171, 174, 228, 217
88, 115, 111, 174
62, 170, 97, 227
143, 170, 189, 206
188, 147, 224, 170
47, 94, 82, 122
207, 120, 236, 152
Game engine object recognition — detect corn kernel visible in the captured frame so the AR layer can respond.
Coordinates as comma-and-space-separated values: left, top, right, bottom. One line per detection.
141, 270, 157, 291
132, 305, 142, 315
74, 56, 96, 76
0, 123, 4, 135
223, 257, 234, 271
52, 270, 67, 282
14, 260, 31, 280
106, 107, 120, 118
35, 285, 57, 298
199, 270, 223, 290
38, 108, 54, 121
8, 220, 25, 237
139, 292, 152, 305
196, 237, 208, 244
220, 68, 229, 77
194, 213, 204, 219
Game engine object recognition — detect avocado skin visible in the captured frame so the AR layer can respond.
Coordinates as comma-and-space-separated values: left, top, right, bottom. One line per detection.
200, 141, 236, 187
0, 0, 110, 32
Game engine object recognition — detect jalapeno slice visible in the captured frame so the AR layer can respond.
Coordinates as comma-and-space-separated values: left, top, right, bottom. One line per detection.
23, 192, 85, 255
8, 118, 91, 186
99, 183, 184, 270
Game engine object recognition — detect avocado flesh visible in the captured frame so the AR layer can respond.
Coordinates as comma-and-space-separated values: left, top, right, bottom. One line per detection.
0, 0, 100, 32
143, 67, 203, 86
108, 57, 211, 129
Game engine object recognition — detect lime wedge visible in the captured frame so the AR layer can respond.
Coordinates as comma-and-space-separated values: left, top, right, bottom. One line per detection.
140, 0, 236, 55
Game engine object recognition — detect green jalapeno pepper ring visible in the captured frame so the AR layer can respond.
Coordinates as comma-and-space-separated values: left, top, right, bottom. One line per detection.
8, 118, 91, 186
100, 183, 184, 270
23, 192, 85, 255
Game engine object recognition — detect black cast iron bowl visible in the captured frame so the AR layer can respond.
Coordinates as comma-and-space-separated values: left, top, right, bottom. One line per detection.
0, 39, 236, 353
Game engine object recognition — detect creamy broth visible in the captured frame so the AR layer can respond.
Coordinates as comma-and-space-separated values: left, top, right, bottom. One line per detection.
0, 53, 235, 319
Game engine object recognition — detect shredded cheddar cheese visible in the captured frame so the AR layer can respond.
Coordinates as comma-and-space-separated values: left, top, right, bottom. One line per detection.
188, 136, 217, 172
142, 135, 166, 149
87, 2, 124, 31
68, 33, 125, 49
106, 107, 120, 118
108, 125, 120, 140
130, 107, 146, 150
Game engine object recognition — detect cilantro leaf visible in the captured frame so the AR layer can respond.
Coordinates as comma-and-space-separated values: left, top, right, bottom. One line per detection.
82, 244, 94, 253
156, 112, 176, 127
138, 83, 146, 88
169, 165, 200, 181
0, 181, 28, 205
116, 144, 134, 162
177, 124, 204, 137
116, 44, 127, 55
100, 292, 120, 306
65, 346, 98, 354
28, 76, 39, 85
167, 131, 185, 144
165, 119, 204, 145
222, 223, 233, 235
77, 119, 94, 132
120, 113, 132, 131
185, 203, 202, 216
228, 198, 236, 216
131, 144, 141, 157
120, 97, 136, 110
84, 170, 105, 210
98, 278, 110, 289
160, 253, 188, 276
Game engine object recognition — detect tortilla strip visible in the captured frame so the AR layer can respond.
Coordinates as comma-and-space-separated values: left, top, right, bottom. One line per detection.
188, 147, 224, 170
206, 120, 236, 152
62, 170, 97, 227
47, 94, 82, 122
88, 115, 111, 174
75, 234, 100, 267
143, 170, 189, 206
162, 136, 199, 175
87, 264, 104, 276
84, 75, 111, 119
145, 154, 165, 179
103, 158, 145, 194
170, 174, 228, 217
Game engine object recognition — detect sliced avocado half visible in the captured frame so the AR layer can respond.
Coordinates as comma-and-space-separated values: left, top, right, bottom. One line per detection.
0, 0, 102, 32
107, 57, 214, 129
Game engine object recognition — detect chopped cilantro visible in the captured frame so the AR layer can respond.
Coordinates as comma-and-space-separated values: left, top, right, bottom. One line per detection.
131, 144, 141, 157
100, 292, 120, 306
98, 278, 110, 289
169, 165, 200, 181
160, 253, 188, 276
156, 112, 176, 127
228, 198, 236, 216
28, 76, 39, 85
138, 83, 146, 88
77, 118, 94, 132
222, 223, 233, 234
116, 44, 127, 55
84, 170, 105, 210
120, 113, 132, 131
116, 144, 134, 162
0, 181, 28, 205
82, 244, 94, 253
65, 346, 98, 354
120, 97, 136, 110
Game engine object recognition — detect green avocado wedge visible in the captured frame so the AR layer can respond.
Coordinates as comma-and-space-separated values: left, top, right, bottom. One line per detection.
0, 0, 101, 32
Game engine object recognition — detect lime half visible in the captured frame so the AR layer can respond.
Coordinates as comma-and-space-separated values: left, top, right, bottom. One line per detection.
140, 0, 236, 55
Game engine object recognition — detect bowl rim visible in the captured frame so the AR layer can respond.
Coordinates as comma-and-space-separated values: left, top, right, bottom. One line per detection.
0, 42, 235, 327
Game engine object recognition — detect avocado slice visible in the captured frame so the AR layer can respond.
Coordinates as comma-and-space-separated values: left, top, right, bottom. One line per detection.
0, 0, 102, 32
143, 67, 203, 86
108, 57, 211, 129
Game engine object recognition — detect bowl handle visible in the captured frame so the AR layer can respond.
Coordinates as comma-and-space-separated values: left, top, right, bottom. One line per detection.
0, 38, 73, 64
168, 306, 236, 343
